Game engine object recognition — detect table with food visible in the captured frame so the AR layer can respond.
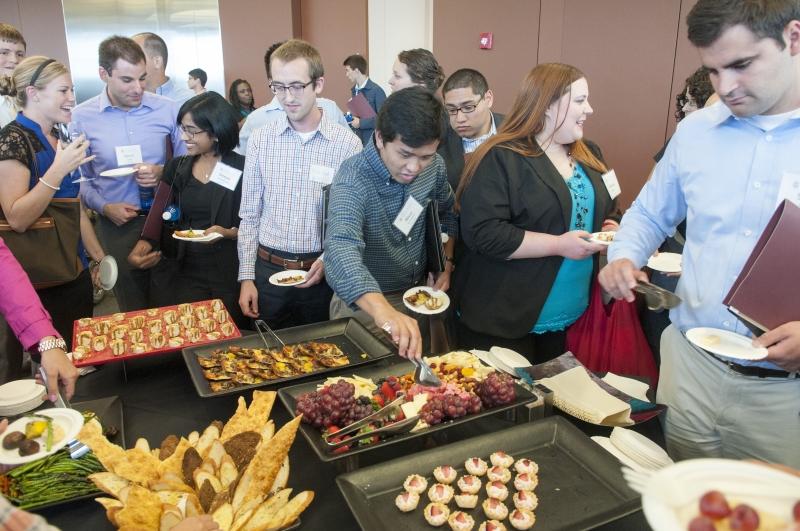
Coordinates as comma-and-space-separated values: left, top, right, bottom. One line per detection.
2, 312, 798, 531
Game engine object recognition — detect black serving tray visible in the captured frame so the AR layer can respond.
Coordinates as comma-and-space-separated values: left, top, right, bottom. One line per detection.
183, 318, 393, 398
277, 360, 537, 462
337, 416, 640, 531
9, 395, 125, 512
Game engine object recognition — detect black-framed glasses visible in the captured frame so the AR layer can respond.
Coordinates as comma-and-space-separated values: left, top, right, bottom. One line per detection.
269, 79, 316, 96
179, 124, 207, 138
445, 95, 484, 116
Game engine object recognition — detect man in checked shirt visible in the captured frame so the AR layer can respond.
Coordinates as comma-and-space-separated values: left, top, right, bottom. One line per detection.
325, 87, 457, 359
238, 40, 361, 328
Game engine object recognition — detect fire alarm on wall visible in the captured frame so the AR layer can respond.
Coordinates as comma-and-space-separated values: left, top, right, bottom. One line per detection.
479, 32, 493, 49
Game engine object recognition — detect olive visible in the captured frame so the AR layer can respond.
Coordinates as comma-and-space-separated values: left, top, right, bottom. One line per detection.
18, 438, 40, 456
2, 431, 26, 450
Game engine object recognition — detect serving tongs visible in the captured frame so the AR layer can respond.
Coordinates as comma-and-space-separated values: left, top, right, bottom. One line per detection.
255, 319, 286, 349
321, 393, 420, 450
37, 367, 90, 459
379, 322, 443, 387
633, 280, 682, 311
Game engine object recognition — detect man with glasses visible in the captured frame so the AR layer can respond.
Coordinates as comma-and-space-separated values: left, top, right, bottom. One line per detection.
236, 41, 351, 155
439, 69, 504, 190
73, 35, 185, 311
238, 40, 361, 329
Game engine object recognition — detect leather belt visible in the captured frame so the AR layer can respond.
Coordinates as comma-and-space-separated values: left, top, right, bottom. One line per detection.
257, 247, 320, 271
704, 351, 799, 379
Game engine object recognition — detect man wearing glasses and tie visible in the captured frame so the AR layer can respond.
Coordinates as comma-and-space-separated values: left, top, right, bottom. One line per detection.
438, 69, 504, 190
237, 40, 361, 329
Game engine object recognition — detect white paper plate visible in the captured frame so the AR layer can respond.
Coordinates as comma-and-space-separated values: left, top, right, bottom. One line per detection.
685, 327, 768, 360
587, 231, 616, 246
402, 286, 450, 315
642, 458, 800, 531
647, 252, 682, 273
268, 269, 308, 287
99, 167, 136, 178
98, 255, 118, 290
590, 436, 649, 473
0, 408, 84, 466
172, 229, 224, 243
610, 427, 673, 470
0, 380, 45, 406
489, 346, 531, 372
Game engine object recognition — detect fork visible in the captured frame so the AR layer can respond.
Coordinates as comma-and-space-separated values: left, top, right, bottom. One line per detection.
621, 466, 654, 494
37, 367, 90, 459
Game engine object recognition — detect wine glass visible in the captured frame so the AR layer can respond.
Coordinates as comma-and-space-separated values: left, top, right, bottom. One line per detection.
57, 122, 93, 183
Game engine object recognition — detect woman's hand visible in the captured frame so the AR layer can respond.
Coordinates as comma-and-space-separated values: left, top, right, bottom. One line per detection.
127, 240, 161, 269
51, 136, 94, 180
557, 230, 606, 260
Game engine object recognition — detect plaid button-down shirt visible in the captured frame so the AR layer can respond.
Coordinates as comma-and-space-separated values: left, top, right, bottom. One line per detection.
325, 138, 458, 305
238, 110, 362, 281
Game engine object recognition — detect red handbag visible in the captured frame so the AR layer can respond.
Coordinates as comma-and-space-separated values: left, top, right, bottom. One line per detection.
566, 280, 659, 388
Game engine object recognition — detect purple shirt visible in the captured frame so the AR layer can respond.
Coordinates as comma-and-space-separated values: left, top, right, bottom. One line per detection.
72, 89, 186, 213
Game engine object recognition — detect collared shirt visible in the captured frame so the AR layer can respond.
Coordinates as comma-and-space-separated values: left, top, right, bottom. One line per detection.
155, 77, 195, 105
72, 89, 186, 213
325, 138, 458, 306
237, 110, 362, 281
0, 238, 60, 352
608, 102, 800, 370
461, 114, 497, 154
236, 96, 351, 155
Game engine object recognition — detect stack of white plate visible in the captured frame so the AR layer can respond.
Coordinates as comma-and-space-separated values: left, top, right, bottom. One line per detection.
489, 346, 531, 376
610, 427, 674, 471
0, 379, 46, 416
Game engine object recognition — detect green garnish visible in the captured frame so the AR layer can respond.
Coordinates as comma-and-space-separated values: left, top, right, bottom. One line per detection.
45, 420, 53, 451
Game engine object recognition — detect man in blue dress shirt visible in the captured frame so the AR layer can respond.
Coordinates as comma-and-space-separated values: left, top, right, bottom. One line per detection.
132, 32, 194, 104
600, 0, 800, 466
74, 36, 185, 311
343, 54, 386, 145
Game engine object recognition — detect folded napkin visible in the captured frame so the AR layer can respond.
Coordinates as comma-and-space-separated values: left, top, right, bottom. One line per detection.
539, 366, 634, 426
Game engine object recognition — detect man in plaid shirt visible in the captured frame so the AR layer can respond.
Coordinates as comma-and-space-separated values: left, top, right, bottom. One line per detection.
238, 40, 361, 328
325, 87, 457, 359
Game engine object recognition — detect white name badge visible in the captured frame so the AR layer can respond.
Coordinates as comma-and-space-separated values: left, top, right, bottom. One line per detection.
309, 164, 335, 186
393, 196, 424, 236
776, 171, 800, 208
601, 169, 622, 200
209, 162, 243, 191
114, 145, 143, 166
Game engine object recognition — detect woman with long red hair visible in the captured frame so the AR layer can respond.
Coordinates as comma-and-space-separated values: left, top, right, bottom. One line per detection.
453, 63, 619, 363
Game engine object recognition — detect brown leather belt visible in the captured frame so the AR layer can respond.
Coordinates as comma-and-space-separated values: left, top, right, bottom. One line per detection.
704, 351, 799, 379
257, 247, 320, 271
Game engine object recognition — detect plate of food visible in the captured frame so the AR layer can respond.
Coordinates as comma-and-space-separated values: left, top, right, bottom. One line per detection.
269, 270, 308, 287
587, 231, 616, 246
685, 327, 768, 360
403, 287, 450, 315
641, 458, 800, 531
172, 229, 224, 243
99, 167, 136, 178
647, 252, 682, 274
0, 408, 84, 466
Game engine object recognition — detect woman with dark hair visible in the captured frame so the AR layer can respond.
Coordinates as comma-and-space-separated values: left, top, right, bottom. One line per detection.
128, 91, 246, 327
453, 63, 619, 363
228, 78, 255, 120
388, 48, 445, 93
674, 66, 715, 122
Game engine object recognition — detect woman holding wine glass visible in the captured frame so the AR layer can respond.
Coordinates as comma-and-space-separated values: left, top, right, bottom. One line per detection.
0, 56, 107, 381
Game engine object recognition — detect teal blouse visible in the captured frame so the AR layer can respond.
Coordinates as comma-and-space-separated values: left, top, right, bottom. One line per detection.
533, 163, 595, 333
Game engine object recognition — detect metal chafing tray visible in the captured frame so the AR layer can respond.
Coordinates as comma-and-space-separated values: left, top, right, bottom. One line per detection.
182, 318, 393, 398
337, 416, 640, 531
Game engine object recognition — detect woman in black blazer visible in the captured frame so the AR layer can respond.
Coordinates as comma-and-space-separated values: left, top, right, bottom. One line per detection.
128, 92, 246, 328
454, 63, 619, 364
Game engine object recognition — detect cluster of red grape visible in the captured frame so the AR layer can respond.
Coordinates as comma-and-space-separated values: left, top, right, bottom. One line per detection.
476, 372, 516, 408
419, 392, 482, 425
295, 380, 372, 429
689, 491, 763, 531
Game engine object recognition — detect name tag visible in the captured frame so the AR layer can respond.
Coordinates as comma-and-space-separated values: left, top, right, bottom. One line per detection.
776, 172, 800, 208
115, 145, 143, 166
601, 169, 621, 200
209, 162, 243, 191
309, 164, 335, 185
393, 196, 424, 236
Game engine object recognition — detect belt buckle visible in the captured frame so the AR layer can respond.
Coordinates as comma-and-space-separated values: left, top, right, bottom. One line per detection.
282, 257, 291, 269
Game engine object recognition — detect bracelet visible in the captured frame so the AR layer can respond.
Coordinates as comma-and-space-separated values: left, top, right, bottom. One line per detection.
39, 177, 60, 191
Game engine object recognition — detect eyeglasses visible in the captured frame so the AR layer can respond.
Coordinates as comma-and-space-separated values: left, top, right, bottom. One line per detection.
269, 79, 316, 96
179, 124, 207, 138
445, 96, 484, 116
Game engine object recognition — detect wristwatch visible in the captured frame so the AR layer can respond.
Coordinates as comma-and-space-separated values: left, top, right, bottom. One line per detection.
38, 337, 67, 354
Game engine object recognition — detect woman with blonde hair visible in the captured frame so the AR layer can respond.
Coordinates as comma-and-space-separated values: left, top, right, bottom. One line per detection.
0, 56, 105, 380
453, 63, 619, 363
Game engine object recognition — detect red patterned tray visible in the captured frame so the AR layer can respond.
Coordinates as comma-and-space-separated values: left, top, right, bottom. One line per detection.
70, 299, 241, 367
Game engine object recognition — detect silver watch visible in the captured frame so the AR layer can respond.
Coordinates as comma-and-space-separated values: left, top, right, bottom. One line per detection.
38, 337, 67, 354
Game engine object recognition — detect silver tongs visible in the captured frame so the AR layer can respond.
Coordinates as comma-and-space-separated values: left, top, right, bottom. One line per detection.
633, 280, 682, 311
37, 367, 90, 459
321, 393, 420, 450
255, 319, 286, 349
379, 323, 443, 387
